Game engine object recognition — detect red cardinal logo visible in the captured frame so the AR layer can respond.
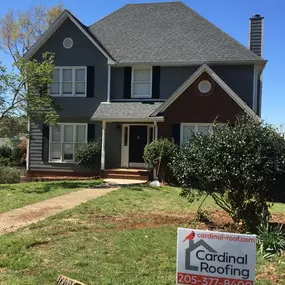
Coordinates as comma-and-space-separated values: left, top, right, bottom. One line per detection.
183, 231, 195, 242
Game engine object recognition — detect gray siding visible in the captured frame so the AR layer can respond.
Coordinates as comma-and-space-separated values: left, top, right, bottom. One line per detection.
160, 66, 199, 99
110, 65, 254, 108
29, 18, 108, 173
33, 18, 108, 118
105, 123, 122, 168
211, 65, 254, 108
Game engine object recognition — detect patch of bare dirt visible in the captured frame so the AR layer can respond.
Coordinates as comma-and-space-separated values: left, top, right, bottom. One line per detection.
256, 263, 285, 284
81, 210, 238, 233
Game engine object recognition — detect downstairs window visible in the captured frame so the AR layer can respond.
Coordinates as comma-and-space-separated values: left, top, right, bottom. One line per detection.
49, 123, 87, 162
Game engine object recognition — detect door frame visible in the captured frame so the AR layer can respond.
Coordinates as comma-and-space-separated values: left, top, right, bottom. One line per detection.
121, 124, 154, 168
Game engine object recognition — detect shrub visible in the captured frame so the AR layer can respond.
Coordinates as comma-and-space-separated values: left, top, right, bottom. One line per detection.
257, 220, 285, 259
0, 145, 12, 158
170, 116, 285, 233
143, 138, 177, 182
0, 145, 12, 166
0, 166, 21, 184
75, 141, 101, 170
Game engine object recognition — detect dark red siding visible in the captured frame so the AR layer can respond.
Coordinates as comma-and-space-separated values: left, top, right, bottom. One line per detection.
158, 72, 245, 139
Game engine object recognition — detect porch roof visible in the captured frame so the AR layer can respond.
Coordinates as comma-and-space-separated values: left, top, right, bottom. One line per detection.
91, 102, 164, 122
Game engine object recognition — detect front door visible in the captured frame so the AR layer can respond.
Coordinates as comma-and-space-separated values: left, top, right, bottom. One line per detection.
129, 126, 148, 165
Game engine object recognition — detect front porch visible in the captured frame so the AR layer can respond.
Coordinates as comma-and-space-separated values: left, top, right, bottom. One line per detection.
100, 121, 159, 174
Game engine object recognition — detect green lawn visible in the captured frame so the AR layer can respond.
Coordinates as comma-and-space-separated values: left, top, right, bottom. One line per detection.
0, 180, 103, 213
0, 185, 284, 284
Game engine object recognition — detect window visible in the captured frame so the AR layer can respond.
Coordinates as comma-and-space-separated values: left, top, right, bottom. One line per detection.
49, 123, 87, 162
132, 67, 152, 98
50, 67, 87, 97
181, 123, 212, 145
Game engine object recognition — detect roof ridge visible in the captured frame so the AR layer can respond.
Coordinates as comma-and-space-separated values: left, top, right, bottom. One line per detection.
125, 1, 182, 5
180, 1, 263, 60
89, 1, 182, 28
89, 4, 128, 28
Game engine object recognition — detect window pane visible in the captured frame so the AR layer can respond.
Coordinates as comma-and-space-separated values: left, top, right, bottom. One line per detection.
50, 82, 60, 94
64, 125, 73, 142
51, 126, 61, 142
198, 125, 210, 134
53, 69, 60, 81
63, 143, 73, 160
133, 83, 150, 96
75, 82, 85, 94
63, 82, 72, 94
76, 125, 86, 142
183, 126, 195, 144
76, 69, 85, 81
50, 143, 61, 160
63, 69, 72, 81
134, 69, 150, 81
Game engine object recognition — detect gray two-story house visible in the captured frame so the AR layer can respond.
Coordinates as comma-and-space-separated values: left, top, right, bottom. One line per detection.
25, 2, 266, 180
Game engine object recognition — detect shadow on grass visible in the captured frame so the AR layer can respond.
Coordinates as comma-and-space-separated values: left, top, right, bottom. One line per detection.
122, 184, 160, 191
24, 181, 102, 194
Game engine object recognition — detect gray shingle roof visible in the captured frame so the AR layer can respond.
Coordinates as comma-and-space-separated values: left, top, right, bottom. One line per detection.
89, 2, 264, 63
92, 102, 163, 121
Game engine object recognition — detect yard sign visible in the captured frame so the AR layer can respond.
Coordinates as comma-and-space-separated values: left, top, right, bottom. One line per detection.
177, 228, 256, 285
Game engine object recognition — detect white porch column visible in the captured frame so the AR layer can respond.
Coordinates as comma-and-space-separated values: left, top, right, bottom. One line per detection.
153, 121, 158, 178
101, 121, 106, 170
154, 121, 158, 140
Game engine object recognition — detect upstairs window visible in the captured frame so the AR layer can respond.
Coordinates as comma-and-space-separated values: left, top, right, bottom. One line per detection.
132, 67, 152, 98
49, 123, 87, 162
50, 67, 87, 97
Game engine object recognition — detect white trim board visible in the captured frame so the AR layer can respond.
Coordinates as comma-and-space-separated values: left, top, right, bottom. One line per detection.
24, 10, 114, 64
151, 63, 258, 119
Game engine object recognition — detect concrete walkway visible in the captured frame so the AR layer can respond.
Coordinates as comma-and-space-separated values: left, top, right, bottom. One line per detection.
0, 187, 118, 234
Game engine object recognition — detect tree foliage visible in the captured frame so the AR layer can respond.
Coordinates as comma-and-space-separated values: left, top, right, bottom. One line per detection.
0, 4, 63, 61
0, 53, 59, 125
0, 4, 63, 127
170, 117, 285, 233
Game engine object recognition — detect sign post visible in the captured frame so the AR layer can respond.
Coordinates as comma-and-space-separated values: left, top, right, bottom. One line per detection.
177, 228, 256, 285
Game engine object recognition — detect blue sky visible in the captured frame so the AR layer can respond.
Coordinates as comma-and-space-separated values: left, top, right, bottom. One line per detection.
0, 0, 284, 126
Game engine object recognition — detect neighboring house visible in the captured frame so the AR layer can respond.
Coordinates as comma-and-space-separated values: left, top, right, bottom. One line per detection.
24, 2, 266, 178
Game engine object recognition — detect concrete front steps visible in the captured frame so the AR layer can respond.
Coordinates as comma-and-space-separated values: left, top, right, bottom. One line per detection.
102, 168, 150, 181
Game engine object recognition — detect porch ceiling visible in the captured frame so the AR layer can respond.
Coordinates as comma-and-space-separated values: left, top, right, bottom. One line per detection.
91, 102, 164, 122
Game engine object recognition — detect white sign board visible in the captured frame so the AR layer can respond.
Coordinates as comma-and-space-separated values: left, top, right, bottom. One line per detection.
177, 228, 256, 285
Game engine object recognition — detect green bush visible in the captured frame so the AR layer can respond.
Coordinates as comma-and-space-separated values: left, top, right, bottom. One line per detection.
170, 116, 285, 233
0, 145, 12, 158
143, 138, 177, 182
0, 166, 21, 184
0, 145, 12, 166
11, 147, 23, 165
257, 220, 285, 259
75, 141, 101, 170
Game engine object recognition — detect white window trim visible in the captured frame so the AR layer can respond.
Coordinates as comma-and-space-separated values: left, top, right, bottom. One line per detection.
51, 66, 87, 97
180, 123, 213, 145
49, 123, 88, 163
131, 66, 152, 99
